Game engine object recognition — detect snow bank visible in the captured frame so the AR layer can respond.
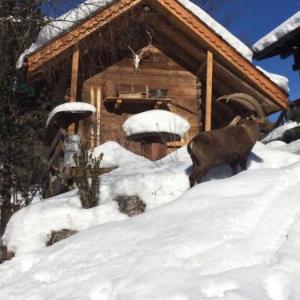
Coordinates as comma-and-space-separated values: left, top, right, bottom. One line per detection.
262, 121, 299, 143
123, 110, 190, 137
92, 141, 148, 168
1, 143, 300, 299
19, 0, 252, 67
46, 102, 96, 126
5, 137, 300, 257
253, 11, 300, 53
256, 66, 289, 93
2, 190, 126, 254
268, 139, 300, 155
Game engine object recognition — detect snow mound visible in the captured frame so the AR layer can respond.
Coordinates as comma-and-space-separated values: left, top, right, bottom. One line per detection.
2, 190, 126, 254
123, 110, 190, 137
268, 139, 300, 155
256, 66, 289, 93
92, 141, 148, 168
1, 145, 300, 299
253, 11, 300, 53
5, 139, 300, 256
262, 121, 299, 143
46, 102, 96, 126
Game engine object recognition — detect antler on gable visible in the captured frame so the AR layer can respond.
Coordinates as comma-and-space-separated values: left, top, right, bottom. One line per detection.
128, 30, 153, 72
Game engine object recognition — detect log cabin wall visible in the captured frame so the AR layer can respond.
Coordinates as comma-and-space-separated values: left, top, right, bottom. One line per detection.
80, 47, 200, 156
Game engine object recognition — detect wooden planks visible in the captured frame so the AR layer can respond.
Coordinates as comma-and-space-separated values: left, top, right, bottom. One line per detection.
82, 48, 200, 156
205, 51, 213, 131
96, 86, 102, 146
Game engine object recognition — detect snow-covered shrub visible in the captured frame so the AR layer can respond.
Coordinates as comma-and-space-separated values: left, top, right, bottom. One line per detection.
73, 143, 103, 208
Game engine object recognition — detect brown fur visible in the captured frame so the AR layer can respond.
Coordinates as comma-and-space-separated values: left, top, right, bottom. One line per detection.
188, 120, 260, 187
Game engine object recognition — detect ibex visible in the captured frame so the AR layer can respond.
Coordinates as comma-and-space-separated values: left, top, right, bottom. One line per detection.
188, 93, 266, 187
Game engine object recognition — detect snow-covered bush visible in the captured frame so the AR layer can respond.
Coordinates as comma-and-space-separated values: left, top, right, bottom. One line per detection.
73, 143, 103, 208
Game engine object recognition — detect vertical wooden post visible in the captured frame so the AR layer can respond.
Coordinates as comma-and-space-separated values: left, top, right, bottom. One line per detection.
205, 51, 213, 131
70, 45, 80, 102
69, 44, 80, 134
96, 86, 102, 146
90, 85, 95, 148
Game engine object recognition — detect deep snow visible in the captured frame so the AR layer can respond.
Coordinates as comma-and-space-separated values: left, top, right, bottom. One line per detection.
1, 128, 300, 299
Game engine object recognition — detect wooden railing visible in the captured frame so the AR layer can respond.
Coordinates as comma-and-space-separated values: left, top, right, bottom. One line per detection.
48, 128, 67, 171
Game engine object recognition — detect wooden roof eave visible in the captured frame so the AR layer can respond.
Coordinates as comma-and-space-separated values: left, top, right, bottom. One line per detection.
26, 0, 288, 109
151, 0, 288, 109
26, 0, 142, 74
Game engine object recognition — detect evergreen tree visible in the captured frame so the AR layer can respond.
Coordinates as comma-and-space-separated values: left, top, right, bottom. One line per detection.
0, 0, 48, 233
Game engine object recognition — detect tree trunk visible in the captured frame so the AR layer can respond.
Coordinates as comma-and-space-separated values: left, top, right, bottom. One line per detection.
0, 194, 11, 235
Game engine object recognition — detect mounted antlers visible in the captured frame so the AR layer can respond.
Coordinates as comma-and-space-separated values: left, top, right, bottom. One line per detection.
128, 31, 153, 72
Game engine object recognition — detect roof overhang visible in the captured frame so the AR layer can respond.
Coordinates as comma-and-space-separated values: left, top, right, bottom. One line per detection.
26, 0, 288, 110
253, 27, 300, 61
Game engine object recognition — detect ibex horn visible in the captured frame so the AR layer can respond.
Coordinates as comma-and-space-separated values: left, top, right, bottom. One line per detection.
217, 93, 265, 118
226, 115, 242, 128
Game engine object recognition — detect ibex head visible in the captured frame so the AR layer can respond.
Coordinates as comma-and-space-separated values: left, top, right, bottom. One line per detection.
128, 31, 153, 72
217, 93, 273, 135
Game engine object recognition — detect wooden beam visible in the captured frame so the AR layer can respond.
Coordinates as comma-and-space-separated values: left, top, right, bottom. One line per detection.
68, 45, 80, 134
96, 86, 102, 146
153, 0, 287, 106
90, 85, 95, 148
205, 51, 213, 131
195, 60, 207, 77
27, 0, 141, 73
70, 45, 80, 102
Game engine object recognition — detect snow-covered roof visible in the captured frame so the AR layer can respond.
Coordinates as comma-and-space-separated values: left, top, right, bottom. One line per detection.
46, 102, 96, 127
20, 0, 252, 66
256, 66, 289, 93
253, 11, 300, 53
178, 0, 252, 61
123, 110, 190, 137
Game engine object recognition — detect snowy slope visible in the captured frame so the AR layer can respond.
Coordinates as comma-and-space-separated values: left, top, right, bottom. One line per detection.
1, 139, 300, 299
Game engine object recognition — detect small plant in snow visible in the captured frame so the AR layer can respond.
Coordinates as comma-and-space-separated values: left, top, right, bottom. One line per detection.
73, 143, 103, 209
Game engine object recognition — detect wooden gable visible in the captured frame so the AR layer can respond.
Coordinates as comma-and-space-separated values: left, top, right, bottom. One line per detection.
25, 0, 287, 111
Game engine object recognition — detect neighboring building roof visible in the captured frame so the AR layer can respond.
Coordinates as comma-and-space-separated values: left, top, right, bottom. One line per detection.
19, 0, 252, 66
253, 11, 300, 59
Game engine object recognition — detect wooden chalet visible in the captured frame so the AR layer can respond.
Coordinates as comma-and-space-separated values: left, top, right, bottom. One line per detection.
24, 0, 288, 163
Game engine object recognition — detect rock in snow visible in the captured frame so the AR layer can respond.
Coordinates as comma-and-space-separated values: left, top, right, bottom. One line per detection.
1, 135, 300, 299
